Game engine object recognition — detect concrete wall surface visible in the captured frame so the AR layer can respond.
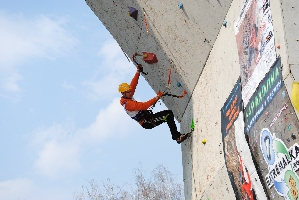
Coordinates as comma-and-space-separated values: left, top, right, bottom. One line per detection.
279, 0, 299, 81
86, 0, 233, 121
86, 0, 299, 199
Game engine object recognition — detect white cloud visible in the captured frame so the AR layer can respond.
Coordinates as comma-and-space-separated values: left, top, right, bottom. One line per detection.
30, 98, 136, 179
84, 97, 135, 141
31, 123, 82, 178
98, 40, 133, 77
62, 81, 76, 90
0, 179, 34, 200
82, 40, 135, 101
35, 141, 81, 178
82, 74, 119, 101
27, 32, 143, 180
0, 12, 78, 96
98, 40, 126, 62
0, 179, 71, 200
0, 72, 23, 92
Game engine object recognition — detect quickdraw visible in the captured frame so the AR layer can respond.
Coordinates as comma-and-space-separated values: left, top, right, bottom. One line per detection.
132, 53, 148, 75
152, 67, 187, 108
142, 8, 149, 35
162, 67, 187, 98
163, 67, 172, 92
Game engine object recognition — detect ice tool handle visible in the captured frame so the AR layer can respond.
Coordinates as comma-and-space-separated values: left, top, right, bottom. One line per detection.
152, 67, 187, 108
162, 90, 187, 98
132, 53, 148, 75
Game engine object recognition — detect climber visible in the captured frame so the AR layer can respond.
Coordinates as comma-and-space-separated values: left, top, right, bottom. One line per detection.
118, 66, 189, 144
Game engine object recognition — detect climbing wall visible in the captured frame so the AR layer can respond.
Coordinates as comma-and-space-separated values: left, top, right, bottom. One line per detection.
86, 0, 232, 121
279, 0, 299, 81
86, 0, 299, 199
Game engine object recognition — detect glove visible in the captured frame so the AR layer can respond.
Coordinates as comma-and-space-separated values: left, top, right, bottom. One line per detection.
156, 91, 163, 98
137, 64, 143, 72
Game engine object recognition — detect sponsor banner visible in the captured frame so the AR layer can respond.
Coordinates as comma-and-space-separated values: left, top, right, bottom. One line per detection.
235, 0, 276, 106
221, 79, 266, 199
245, 58, 299, 199
245, 58, 282, 132
221, 78, 242, 134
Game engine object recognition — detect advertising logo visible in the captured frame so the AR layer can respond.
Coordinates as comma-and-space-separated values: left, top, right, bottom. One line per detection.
260, 128, 299, 200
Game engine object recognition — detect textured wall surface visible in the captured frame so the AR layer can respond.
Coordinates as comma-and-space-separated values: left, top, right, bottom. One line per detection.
279, 0, 299, 81
86, 0, 233, 121
86, 0, 298, 199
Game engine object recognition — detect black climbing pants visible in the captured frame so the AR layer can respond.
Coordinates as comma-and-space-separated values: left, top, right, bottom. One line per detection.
141, 110, 180, 140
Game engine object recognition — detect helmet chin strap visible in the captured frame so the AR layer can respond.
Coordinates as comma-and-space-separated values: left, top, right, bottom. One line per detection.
122, 93, 132, 99
122, 96, 132, 99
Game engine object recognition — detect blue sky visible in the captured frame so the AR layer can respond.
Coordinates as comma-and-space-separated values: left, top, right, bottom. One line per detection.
0, 1, 183, 199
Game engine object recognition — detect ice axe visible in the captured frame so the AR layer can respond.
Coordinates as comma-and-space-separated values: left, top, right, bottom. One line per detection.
132, 53, 148, 75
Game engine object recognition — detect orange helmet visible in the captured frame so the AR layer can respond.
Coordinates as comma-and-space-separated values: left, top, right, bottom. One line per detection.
118, 83, 131, 93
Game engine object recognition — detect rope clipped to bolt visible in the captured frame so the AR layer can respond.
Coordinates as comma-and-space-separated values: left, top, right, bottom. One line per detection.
142, 8, 149, 35
161, 67, 187, 98
152, 67, 187, 108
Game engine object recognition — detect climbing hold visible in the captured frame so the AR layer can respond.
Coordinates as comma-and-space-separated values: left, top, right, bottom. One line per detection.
178, 2, 183, 9
177, 82, 181, 87
277, 44, 281, 49
285, 117, 289, 122
288, 124, 292, 131
222, 20, 227, 27
128, 7, 138, 21
202, 138, 206, 144
282, 91, 286, 98
291, 82, 299, 112
142, 52, 158, 64
190, 119, 195, 131
292, 133, 296, 140
143, 53, 148, 58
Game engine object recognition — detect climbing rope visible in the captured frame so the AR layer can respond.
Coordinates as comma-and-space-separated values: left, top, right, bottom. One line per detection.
122, 48, 130, 62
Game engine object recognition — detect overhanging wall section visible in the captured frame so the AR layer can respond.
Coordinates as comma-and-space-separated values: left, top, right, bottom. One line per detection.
86, 0, 233, 120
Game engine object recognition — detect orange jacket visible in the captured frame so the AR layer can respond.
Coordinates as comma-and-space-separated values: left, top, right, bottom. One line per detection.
120, 72, 157, 124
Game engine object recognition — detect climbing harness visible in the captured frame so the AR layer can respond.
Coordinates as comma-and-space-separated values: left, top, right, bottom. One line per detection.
138, 110, 155, 125
132, 53, 148, 75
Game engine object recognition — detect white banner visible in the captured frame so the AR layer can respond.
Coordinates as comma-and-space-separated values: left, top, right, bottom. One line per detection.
235, 0, 276, 107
